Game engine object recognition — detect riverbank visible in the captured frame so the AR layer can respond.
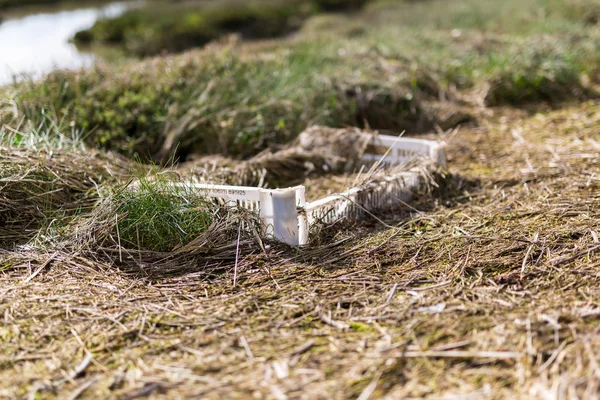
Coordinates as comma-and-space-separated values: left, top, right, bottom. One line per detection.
0, 1, 137, 85
4, 0, 599, 160
73, 0, 370, 57
2, 0, 600, 398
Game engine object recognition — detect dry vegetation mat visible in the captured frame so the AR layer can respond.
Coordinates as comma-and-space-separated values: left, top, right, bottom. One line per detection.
0, 147, 128, 248
3, 102, 600, 398
177, 126, 384, 188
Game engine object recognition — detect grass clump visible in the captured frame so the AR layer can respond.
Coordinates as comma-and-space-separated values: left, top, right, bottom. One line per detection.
0, 119, 127, 248
113, 175, 214, 253
483, 39, 595, 105
73, 0, 371, 57
549, 0, 600, 25
5, 47, 441, 161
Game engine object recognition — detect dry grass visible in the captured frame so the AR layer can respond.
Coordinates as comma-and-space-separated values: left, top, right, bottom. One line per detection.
2, 100, 600, 398
177, 126, 378, 189
0, 147, 128, 249
304, 172, 363, 201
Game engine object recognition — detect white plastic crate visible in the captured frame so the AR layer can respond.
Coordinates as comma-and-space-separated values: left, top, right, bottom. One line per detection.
181, 135, 445, 246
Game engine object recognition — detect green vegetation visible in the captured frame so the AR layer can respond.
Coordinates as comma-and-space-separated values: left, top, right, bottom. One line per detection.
7, 50, 436, 160
113, 174, 214, 252
4, 0, 600, 162
74, 3, 308, 57
74, 0, 370, 57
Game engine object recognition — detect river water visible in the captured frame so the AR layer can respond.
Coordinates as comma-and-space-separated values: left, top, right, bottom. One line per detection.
0, 1, 139, 85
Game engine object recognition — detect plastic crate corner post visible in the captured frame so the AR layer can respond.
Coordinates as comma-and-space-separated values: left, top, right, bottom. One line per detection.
270, 188, 301, 246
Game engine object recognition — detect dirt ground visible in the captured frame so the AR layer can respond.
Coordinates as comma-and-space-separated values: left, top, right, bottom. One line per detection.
2, 100, 600, 399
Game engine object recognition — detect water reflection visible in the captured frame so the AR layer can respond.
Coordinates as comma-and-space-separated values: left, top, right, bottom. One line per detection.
0, 2, 135, 85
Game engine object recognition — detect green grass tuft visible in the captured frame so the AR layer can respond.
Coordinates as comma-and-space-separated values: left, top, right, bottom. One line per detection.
114, 173, 214, 253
